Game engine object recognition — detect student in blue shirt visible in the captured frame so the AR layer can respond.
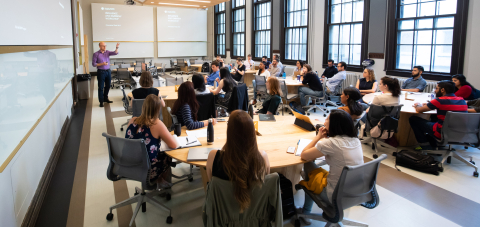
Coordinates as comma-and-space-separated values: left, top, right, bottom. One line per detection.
205, 60, 220, 86
262, 56, 271, 69
402, 66, 427, 92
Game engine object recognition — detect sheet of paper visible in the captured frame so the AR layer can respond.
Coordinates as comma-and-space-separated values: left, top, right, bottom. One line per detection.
160, 135, 201, 151
186, 129, 208, 138
295, 139, 313, 156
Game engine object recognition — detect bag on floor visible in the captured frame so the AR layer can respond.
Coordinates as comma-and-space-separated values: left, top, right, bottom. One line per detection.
395, 150, 443, 175
289, 101, 305, 115
278, 173, 296, 219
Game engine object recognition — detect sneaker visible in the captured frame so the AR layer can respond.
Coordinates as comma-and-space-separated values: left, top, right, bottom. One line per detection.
295, 208, 312, 225
414, 145, 433, 151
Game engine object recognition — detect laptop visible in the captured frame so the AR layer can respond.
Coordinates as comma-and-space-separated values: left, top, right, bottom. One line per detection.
259, 114, 276, 121
187, 148, 219, 161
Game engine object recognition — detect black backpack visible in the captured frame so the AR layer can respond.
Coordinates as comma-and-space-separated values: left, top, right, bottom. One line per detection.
289, 101, 306, 115
394, 150, 443, 175
278, 173, 296, 219
201, 62, 210, 73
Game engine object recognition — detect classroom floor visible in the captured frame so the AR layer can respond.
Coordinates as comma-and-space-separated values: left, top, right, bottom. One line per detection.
35, 75, 480, 227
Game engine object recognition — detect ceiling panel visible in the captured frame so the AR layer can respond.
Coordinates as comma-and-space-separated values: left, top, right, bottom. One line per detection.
136, 0, 229, 8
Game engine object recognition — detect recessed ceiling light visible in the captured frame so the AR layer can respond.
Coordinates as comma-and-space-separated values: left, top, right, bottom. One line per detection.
181, 0, 211, 3
157, 3, 200, 7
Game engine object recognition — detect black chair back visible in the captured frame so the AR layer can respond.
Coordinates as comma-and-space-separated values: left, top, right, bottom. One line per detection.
196, 93, 216, 121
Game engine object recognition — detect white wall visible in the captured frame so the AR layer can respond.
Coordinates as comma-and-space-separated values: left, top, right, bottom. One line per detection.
463, 0, 480, 87
0, 82, 73, 227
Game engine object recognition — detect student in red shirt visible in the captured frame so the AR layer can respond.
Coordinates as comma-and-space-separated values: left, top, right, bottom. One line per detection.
409, 81, 468, 151
452, 74, 476, 100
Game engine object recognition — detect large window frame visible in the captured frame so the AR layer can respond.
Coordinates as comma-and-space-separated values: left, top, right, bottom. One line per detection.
385, 0, 469, 80
232, 0, 246, 58
215, 3, 226, 58
281, 0, 309, 65
252, 0, 273, 61
323, 0, 370, 72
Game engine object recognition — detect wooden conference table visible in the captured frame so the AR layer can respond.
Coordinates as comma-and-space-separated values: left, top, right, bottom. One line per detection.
166, 115, 313, 192
112, 66, 162, 73
362, 91, 436, 147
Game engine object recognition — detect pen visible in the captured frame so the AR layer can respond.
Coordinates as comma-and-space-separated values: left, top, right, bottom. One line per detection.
186, 137, 189, 142
186, 140, 198, 145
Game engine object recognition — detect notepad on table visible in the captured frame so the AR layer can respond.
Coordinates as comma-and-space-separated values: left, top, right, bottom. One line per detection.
187, 148, 219, 161
295, 139, 313, 156
160, 135, 202, 151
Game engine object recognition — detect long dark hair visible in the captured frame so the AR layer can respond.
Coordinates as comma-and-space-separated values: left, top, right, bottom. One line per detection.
452, 74, 476, 91
257, 61, 266, 75
342, 87, 363, 116
381, 76, 401, 97
192, 73, 206, 92
171, 81, 199, 121
328, 109, 357, 138
220, 67, 236, 91
297, 60, 304, 69
221, 110, 267, 212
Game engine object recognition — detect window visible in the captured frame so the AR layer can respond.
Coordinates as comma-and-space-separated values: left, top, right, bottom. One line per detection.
253, 0, 272, 59
232, 0, 246, 58
215, 3, 226, 57
385, 0, 469, 78
324, 0, 369, 71
283, 0, 309, 62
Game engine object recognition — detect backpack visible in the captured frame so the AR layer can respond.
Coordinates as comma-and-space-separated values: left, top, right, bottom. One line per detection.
289, 101, 306, 115
278, 173, 296, 219
470, 88, 480, 99
394, 150, 443, 175
201, 62, 210, 73
368, 106, 398, 139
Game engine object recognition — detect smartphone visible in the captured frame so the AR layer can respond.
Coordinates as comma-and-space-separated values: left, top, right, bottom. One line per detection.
287, 146, 296, 154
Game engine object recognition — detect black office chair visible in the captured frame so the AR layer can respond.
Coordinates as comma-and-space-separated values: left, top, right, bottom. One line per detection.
176, 59, 186, 75
196, 93, 216, 121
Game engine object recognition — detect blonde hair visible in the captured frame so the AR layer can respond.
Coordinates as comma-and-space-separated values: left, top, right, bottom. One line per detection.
134, 94, 162, 128
268, 77, 283, 96
365, 68, 376, 82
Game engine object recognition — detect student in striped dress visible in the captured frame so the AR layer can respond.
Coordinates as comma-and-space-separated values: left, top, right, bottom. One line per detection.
171, 81, 217, 130
410, 81, 468, 151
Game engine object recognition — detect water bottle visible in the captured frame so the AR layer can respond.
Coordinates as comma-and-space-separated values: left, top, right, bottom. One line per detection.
207, 119, 214, 145
431, 90, 436, 100
282, 72, 286, 79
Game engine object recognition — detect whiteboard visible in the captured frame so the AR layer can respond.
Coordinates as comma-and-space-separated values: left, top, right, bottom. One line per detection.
0, 0, 73, 45
157, 7, 207, 42
158, 42, 206, 57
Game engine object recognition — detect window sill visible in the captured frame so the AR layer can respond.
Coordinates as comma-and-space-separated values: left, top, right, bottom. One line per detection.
386, 69, 451, 81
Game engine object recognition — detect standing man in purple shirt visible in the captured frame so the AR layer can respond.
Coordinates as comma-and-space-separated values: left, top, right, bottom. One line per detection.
92, 42, 119, 107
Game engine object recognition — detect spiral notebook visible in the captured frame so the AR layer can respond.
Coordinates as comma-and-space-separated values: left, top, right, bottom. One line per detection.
160, 135, 201, 151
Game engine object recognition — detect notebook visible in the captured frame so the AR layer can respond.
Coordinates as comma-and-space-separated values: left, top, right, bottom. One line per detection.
160, 135, 202, 151
187, 148, 219, 161
259, 114, 276, 121
295, 139, 313, 156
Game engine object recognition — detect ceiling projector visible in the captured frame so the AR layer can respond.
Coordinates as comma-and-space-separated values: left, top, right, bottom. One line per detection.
125, 0, 136, 5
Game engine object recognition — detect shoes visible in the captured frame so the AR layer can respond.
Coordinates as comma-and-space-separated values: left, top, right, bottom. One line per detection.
100, 102, 104, 107
414, 145, 434, 151
295, 208, 312, 225
104, 99, 113, 103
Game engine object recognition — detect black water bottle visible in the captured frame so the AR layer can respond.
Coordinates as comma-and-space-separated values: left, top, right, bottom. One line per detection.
207, 119, 214, 144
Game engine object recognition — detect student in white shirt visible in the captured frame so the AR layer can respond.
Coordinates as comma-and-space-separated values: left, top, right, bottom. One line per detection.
244, 54, 255, 70
192, 73, 211, 95
370, 76, 401, 107
252, 61, 271, 105
297, 109, 364, 225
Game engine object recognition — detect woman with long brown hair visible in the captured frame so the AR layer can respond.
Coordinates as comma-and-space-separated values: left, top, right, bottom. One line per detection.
125, 94, 177, 186
256, 77, 283, 115
206, 110, 270, 212
131, 71, 165, 107
172, 81, 216, 130
356, 68, 377, 96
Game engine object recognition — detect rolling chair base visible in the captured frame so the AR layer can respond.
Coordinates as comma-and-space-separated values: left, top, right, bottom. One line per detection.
422, 146, 479, 177
295, 213, 368, 227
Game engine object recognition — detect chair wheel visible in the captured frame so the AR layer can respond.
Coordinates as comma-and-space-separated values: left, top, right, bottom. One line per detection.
447, 156, 452, 164
166, 216, 173, 224
134, 192, 138, 196
439, 167, 444, 172
471, 161, 476, 165
106, 213, 114, 221
142, 202, 146, 212
294, 219, 301, 227
323, 114, 327, 117
307, 113, 310, 116
313, 109, 316, 113
166, 193, 171, 201
372, 143, 375, 150
326, 110, 329, 113
188, 177, 193, 182
474, 172, 479, 177
120, 127, 124, 131
373, 154, 378, 159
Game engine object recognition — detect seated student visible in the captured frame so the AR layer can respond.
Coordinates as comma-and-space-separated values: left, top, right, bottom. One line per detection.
256, 77, 283, 115
268, 59, 281, 77
273, 54, 283, 70
125, 94, 178, 188
452, 74, 476, 100
172, 81, 216, 130
467, 98, 480, 113
371, 76, 401, 106
298, 64, 323, 107
293, 60, 305, 77
356, 68, 377, 96
131, 71, 165, 107
410, 81, 468, 150
216, 55, 224, 67
326, 62, 347, 94
321, 59, 338, 79
231, 57, 246, 82
205, 60, 220, 86
402, 66, 427, 92
244, 54, 255, 70
209, 67, 238, 107
192, 73, 210, 95
206, 110, 270, 210
339, 87, 363, 120
262, 56, 271, 69
252, 61, 271, 105
297, 109, 363, 225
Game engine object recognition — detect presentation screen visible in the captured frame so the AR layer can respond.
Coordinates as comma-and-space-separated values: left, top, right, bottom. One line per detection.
157, 7, 207, 56
0, 0, 73, 45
